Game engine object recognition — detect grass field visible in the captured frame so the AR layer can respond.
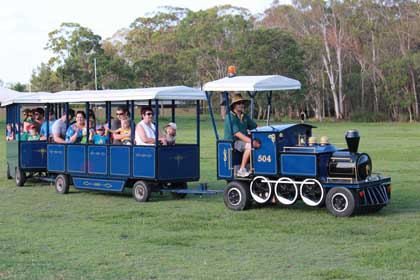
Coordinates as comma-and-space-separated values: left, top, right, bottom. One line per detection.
0, 117, 419, 280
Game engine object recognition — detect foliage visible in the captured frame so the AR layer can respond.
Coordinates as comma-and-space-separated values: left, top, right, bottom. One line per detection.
9, 82, 27, 92
350, 112, 389, 122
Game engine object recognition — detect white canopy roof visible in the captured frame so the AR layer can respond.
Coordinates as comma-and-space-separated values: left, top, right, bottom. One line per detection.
203, 75, 301, 92
1, 86, 206, 106
0, 87, 26, 103
1, 92, 54, 106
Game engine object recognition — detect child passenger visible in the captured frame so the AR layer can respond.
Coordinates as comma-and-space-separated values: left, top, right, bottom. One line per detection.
27, 125, 40, 141
164, 122, 176, 146
92, 126, 110, 144
110, 119, 131, 145
6, 124, 14, 141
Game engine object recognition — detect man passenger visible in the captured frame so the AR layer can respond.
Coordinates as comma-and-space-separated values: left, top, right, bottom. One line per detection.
40, 110, 56, 141
224, 93, 258, 177
52, 109, 75, 143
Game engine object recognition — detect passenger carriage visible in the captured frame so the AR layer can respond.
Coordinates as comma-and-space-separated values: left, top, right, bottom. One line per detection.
3, 86, 219, 201
203, 73, 391, 217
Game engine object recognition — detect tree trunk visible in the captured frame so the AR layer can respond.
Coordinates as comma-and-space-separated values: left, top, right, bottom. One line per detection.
321, 15, 341, 119
409, 67, 419, 119
361, 68, 365, 112
371, 31, 379, 114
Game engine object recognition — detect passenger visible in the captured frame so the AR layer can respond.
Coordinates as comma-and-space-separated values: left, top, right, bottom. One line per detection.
40, 110, 56, 141
81, 117, 96, 144
164, 122, 177, 146
17, 123, 28, 141
135, 106, 167, 145
22, 108, 32, 122
224, 93, 258, 177
87, 109, 97, 132
33, 107, 45, 126
27, 124, 40, 141
110, 119, 132, 145
111, 106, 129, 144
22, 108, 33, 132
65, 111, 86, 144
52, 109, 75, 143
92, 125, 110, 144
5, 123, 14, 141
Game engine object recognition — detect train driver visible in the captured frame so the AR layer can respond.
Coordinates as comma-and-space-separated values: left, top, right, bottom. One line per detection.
224, 93, 259, 177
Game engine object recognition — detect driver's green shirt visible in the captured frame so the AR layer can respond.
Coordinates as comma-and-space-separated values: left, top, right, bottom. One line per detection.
224, 111, 257, 141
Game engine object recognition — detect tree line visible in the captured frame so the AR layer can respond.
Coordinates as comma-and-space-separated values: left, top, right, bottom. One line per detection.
11, 1, 420, 121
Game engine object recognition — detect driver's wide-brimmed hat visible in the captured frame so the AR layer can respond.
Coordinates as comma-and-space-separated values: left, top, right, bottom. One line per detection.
230, 93, 250, 109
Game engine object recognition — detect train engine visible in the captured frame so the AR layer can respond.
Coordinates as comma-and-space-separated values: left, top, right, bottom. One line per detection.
222, 124, 391, 217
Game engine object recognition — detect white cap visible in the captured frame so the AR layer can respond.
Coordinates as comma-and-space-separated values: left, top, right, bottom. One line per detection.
165, 122, 177, 130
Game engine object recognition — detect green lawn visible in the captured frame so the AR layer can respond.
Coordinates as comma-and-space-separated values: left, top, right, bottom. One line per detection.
0, 117, 419, 280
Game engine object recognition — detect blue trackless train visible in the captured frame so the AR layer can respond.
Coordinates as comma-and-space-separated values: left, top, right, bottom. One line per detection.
2, 73, 391, 217
203, 72, 391, 217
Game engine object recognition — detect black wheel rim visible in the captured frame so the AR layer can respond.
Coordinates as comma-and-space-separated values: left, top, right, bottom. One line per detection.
253, 180, 270, 200
227, 188, 241, 206
302, 184, 322, 202
277, 183, 296, 200
332, 193, 348, 212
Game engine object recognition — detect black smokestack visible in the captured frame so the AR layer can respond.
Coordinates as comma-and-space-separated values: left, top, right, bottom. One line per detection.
345, 130, 360, 153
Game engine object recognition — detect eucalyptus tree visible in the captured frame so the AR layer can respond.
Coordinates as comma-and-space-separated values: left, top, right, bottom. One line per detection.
45, 22, 103, 90
236, 28, 306, 120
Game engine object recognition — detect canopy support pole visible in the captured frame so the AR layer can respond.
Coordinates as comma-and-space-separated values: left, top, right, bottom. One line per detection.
196, 100, 200, 146
224, 91, 234, 139
171, 100, 175, 123
247, 91, 257, 120
205, 92, 219, 141
267, 91, 273, 126
130, 101, 135, 143
154, 99, 159, 145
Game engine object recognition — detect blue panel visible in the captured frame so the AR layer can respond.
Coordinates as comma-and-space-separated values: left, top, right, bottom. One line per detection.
88, 146, 107, 175
318, 154, 330, 179
281, 154, 317, 177
217, 142, 233, 179
20, 141, 48, 169
48, 144, 65, 172
133, 146, 155, 178
252, 133, 277, 175
67, 145, 86, 173
73, 177, 125, 192
157, 145, 199, 180
110, 146, 130, 176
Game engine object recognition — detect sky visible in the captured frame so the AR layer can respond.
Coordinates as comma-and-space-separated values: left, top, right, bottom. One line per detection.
0, 0, 290, 85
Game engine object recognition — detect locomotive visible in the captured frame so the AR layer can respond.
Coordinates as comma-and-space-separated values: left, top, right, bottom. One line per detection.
203, 70, 391, 217
222, 124, 391, 217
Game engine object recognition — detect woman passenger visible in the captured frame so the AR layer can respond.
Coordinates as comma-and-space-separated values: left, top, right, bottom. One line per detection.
65, 111, 86, 144
135, 106, 166, 145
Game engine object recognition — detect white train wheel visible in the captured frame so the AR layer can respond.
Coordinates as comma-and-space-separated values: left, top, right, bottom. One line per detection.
250, 176, 272, 204
274, 177, 298, 205
300, 178, 325, 207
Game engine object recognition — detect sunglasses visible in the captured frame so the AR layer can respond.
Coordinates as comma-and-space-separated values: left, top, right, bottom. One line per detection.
145, 112, 153, 116
116, 112, 125, 116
